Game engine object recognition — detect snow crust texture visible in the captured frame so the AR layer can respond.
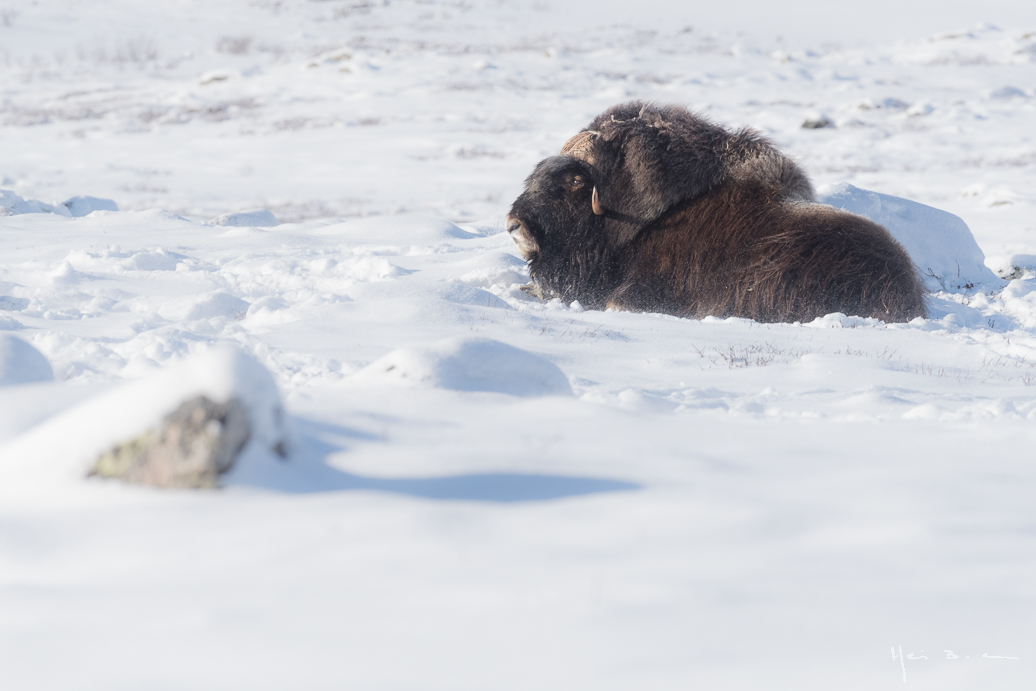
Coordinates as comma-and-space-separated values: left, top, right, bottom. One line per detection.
2, 347, 287, 487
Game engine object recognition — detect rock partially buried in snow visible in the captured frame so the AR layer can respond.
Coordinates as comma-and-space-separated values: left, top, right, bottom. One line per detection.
210, 209, 279, 227
354, 337, 572, 396
818, 183, 1001, 293
0, 335, 54, 386
801, 112, 834, 129
91, 396, 251, 489
0, 347, 288, 486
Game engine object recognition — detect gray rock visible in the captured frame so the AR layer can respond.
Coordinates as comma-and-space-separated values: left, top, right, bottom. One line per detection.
801, 115, 834, 129
91, 395, 251, 489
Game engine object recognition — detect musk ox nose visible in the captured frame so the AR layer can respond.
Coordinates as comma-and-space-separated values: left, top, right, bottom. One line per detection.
505, 213, 539, 260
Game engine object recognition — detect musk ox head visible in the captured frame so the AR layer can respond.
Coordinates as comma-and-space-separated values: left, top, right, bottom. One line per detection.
506, 155, 620, 307
507, 101, 827, 313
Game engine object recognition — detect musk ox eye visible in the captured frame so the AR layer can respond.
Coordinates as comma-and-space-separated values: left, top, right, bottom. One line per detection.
567, 175, 586, 189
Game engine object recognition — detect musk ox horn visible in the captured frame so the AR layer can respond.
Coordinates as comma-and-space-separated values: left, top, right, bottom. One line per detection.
560, 130, 598, 163
592, 187, 604, 215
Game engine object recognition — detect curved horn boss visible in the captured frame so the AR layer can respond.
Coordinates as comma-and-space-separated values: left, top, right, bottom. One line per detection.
506, 101, 926, 322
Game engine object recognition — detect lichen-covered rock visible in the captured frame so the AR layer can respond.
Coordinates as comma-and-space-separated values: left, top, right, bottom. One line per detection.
91, 396, 251, 489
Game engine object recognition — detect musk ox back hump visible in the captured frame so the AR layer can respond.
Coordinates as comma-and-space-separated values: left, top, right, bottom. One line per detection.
562, 101, 815, 246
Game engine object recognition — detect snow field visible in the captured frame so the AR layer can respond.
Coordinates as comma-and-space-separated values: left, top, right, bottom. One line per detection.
2, 1, 1036, 689
1, 196, 1035, 688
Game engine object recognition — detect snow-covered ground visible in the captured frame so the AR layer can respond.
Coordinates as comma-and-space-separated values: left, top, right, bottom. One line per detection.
2, 1, 1035, 689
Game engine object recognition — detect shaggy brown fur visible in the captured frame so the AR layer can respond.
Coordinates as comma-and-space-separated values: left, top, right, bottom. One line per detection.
507, 108, 928, 322
565, 101, 815, 246
605, 180, 927, 322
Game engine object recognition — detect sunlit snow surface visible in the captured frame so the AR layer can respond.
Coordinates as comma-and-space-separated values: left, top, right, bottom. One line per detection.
1, 1, 1036, 689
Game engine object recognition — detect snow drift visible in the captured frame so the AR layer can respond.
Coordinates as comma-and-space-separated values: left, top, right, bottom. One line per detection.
353, 337, 573, 396
818, 183, 1001, 293
1, 189, 117, 217
0, 335, 54, 386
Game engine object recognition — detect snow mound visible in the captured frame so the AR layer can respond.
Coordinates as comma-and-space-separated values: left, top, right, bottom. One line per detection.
0, 347, 288, 482
183, 292, 250, 321
805, 313, 894, 329
818, 183, 1001, 293
1, 191, 117, 218
0, 335, 54, 386
0, 189, 70, 217
119, 248, 184, 272
211, 209, 279, 227
353, 337, 572, 396
62, 196, 118, 217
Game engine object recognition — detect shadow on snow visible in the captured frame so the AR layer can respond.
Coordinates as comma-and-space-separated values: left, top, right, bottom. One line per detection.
225, 417, 640, 503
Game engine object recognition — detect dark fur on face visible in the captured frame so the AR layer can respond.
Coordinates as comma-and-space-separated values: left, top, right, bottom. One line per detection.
506, 102, 928, 323
506, 156, 621, 307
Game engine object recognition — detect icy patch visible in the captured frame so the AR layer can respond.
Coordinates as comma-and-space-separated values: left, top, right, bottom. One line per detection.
0, 335, 54, 386
818, 183, 1001, 293
0, 347, 288, 482
211, 209, 279, 227
62, 196, 118, 217
353, 337, 572, 396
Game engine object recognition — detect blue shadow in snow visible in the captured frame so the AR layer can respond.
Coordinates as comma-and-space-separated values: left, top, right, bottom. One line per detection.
228, 418, 640, 502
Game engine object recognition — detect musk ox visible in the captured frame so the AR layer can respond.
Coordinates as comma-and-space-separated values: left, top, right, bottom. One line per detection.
506, 101, 927, 323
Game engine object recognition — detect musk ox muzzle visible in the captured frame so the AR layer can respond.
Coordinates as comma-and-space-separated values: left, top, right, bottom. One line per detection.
507, 101, 927, 323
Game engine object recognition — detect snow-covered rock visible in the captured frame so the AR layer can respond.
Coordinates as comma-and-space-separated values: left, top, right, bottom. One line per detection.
92, 395, 253, 489
0, 347, 288, 483
353, 337, 572, 396
210, 209, 279, 227
61, 195, 118, 217
0, 335, 54, 386
818, 182, 1002, 292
